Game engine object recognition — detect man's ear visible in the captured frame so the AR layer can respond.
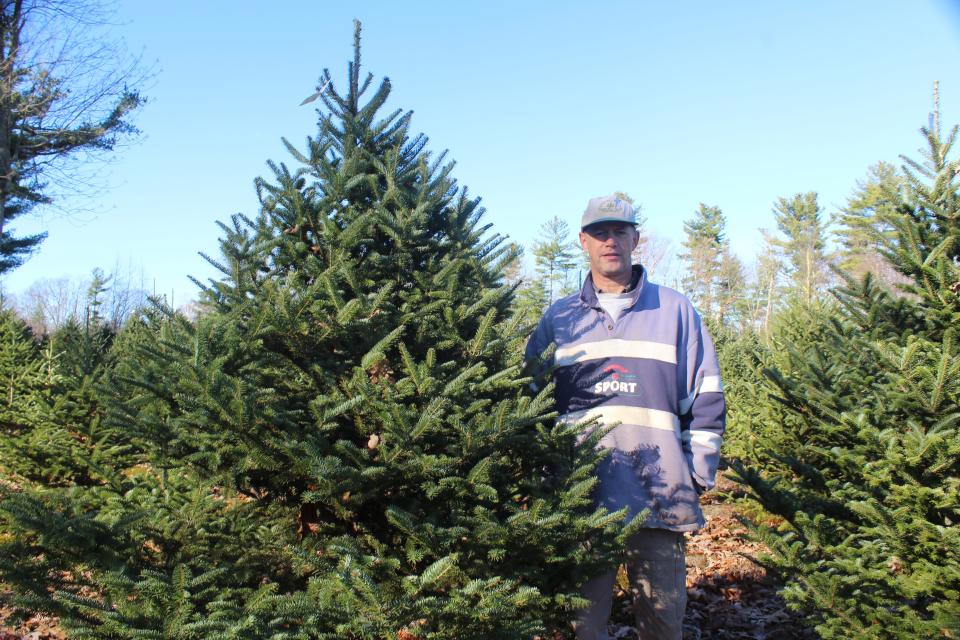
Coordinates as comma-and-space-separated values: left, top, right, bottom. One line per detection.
631, 227, 640, 250
579, 231, 588, 250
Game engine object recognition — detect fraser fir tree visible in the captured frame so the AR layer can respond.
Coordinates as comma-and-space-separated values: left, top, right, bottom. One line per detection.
0, 306, 57, 483
0, 23, 623, 638
0, 271, 126, 488
735, 113, 960, 638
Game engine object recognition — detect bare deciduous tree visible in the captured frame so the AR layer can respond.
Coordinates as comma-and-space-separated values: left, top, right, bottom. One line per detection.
16, 273, 82, 333
0, 0, 147, 272
11, 260, 149, 334
637, 231, 675, 283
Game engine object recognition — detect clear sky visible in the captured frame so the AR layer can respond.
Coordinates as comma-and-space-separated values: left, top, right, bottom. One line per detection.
4, 0, 960, 305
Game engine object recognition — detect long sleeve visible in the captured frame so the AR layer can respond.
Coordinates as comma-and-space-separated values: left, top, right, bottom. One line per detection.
678, 317, 725, 492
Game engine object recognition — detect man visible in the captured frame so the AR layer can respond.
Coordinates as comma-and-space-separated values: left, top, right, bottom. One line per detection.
525, 195, 725, 640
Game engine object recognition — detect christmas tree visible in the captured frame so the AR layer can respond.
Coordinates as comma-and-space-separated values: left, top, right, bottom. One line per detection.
735, 112, 960, 638
0, 307, 57, 484
1, 23, 623, 638
0, 271, 130, 489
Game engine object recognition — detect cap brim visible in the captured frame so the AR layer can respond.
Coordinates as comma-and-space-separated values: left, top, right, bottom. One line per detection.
581, 217, 639, 230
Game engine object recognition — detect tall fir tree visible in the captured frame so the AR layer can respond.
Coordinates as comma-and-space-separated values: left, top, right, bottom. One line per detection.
531, 216, 579, 306
680, 203, 745, 326
766, 192, 832, 303
0, 23, 625, 639
835, 161, 909, 287
734, 114, 960, 638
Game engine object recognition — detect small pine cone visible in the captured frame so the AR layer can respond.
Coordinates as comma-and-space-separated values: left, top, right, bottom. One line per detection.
397, 619, 428, 640
368, 361, 395, 384
888, 556, 904, 574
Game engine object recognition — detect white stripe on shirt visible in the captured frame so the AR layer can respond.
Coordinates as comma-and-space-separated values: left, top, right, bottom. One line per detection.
555, 339, 677, 367
681, 429, 723, 453
559, 405, 681, 436
679, 374, 724, 414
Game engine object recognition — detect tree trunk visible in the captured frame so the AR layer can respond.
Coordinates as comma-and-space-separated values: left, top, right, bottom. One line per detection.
0, 0, 25, 238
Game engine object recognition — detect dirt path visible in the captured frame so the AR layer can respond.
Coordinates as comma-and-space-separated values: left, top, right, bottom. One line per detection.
609, 473, 817, 640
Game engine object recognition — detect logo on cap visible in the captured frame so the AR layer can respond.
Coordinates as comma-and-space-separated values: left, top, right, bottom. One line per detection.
599, 198, 624, 213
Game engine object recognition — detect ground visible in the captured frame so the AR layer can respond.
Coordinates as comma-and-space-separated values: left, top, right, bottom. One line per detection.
657, 474, 815, 639
1, 474, 817, 639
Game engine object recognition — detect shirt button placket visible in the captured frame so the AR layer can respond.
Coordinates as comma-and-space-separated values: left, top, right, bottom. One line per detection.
598, 310, 614, 332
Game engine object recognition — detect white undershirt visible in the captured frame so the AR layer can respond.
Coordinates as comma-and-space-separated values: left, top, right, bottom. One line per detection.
596, 290, 634, 322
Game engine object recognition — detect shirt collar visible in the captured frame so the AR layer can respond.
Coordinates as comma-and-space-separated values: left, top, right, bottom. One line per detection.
579, 265, 646, 310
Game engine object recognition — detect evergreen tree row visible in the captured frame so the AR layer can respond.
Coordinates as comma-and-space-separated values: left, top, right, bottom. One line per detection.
1, 20, 957, 640
0, 24, 626, 639
727, 117, 960, 638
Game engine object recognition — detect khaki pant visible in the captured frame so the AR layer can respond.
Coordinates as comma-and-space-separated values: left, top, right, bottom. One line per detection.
574, 528, 687, 640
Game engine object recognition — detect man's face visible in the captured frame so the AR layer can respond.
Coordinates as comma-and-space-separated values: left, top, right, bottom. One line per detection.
579, 221, 639, 281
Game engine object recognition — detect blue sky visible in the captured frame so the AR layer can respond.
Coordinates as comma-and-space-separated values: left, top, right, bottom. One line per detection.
4, 0, 960, 305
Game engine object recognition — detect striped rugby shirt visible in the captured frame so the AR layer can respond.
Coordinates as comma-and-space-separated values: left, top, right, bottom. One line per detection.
525, 265, 725, 531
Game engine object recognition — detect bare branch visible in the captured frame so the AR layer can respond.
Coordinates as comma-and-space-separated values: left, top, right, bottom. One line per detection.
0, 0, 150, 273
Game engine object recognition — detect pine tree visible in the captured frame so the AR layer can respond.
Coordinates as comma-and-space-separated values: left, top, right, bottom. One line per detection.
681, 204, 723, 317
680, 203, 745, 325
504, 244, 549, 330
609, 191, 646, 268
766, 192, 832, 303
836, 162, 908, 286
531, 216, 579, 306
734, 114, 960, 638
0, 23, 624, 638
0, 306, 57, 484
746, 242, 784, 335
717, 249, 747, 327
0, 0, 145, 273
0, 271, 126, 488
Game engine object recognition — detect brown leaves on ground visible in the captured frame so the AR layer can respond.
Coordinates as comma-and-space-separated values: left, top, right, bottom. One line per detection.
2, 476, 816, 640
680, 503, 816, 639
0, 593, 62, 640
611, 473, 817, 640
